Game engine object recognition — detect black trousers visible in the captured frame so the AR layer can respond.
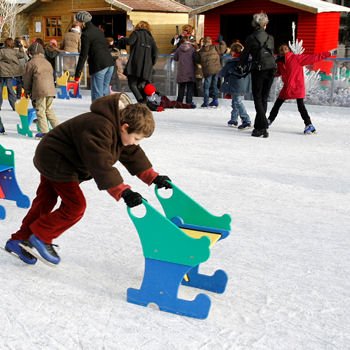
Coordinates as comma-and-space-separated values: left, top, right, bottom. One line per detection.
127, 75, 146, 102
269, 98, 312, 126
177, 82, 194, 104
251, 69, 275, 129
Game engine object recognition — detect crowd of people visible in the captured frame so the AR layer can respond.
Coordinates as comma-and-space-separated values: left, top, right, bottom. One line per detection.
0, 10, 335, 265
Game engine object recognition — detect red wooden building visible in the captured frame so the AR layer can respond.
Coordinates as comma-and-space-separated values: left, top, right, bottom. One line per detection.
190, 0, 350, 73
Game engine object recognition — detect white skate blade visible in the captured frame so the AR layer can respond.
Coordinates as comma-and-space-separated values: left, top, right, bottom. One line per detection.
19, 243, 58, 267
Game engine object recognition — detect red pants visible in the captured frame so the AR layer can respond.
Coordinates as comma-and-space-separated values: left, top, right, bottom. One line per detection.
12, 176, 86, 244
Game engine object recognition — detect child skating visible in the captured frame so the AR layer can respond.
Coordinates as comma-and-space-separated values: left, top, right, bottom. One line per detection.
5, 93, 172, 265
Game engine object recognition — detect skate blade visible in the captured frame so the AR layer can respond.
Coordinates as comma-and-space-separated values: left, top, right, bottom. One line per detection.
19, 243, 58, 267
0, 246, 21, 260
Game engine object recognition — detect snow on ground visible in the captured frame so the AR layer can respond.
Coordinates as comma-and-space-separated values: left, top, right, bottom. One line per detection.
0, 92, 349, 350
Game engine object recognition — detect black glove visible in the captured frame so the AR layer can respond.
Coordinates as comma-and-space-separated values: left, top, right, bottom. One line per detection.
153, 175, 172, 189
121, 189, 143, 208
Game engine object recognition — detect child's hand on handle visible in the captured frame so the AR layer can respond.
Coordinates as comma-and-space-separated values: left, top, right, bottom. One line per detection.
153, 175, 172, 189
121, 189, 144, 207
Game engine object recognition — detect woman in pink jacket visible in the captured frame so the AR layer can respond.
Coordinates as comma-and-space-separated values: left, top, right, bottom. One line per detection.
268, 44, 331, 134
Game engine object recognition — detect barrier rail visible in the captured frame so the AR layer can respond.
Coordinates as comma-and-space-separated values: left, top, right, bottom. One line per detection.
55, 53, 350, 107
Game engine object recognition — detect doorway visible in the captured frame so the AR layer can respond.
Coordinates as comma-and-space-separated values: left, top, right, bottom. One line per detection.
90, 13, 127, 38
220, 13, 298, 51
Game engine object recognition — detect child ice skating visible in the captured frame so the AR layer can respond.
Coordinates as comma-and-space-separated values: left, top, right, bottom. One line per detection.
5, 93, 172, 265
268, 44, 332, 134
23, 42, 59, 138
219, 42, 252, 129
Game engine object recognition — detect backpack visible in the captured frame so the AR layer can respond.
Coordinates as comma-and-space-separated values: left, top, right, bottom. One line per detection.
253, 36, 276, 71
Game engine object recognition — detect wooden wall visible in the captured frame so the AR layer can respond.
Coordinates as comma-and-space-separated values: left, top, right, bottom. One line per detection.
20, 0, 189, 54
129, 12, 189, 54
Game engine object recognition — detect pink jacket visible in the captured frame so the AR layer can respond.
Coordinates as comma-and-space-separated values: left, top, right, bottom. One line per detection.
277, 51, 330, 99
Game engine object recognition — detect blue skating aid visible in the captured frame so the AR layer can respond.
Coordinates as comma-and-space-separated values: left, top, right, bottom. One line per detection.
56, 71, 70, 99
155, 182, 231, 293
0, 144, 30, 211
0, 205, 5, 219
127, 200, 212, 319
15, 98, 38, 138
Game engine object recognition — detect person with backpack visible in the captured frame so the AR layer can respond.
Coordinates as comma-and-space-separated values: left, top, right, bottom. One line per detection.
240, 12, 276, 138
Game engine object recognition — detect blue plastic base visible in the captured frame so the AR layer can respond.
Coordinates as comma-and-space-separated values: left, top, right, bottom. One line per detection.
127, 258, 211, 319
182, 265, 228, 293
0, 169, 30, 208
57, 86, 70, 99
0, 205, 5, 219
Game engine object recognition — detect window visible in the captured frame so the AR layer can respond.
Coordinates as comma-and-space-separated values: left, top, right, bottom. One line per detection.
45, 16, 62, 39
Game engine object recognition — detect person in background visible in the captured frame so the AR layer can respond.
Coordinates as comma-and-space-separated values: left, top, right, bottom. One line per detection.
173, 36, 196, 108
106, 37, 121, 92
14, 37, 29, 99
0, 37, 25, 111
240, 12, 276, 138
268, 44, 333, 134
4, 94, 172, 265
23, 42, 59, 139
219, 41, 252, 129
74, 11, 114, 101
44, 39, 62, 84
60, 22, 81, 74
60, 22, 81, 53
195, 36, 227, 108
170, 24, 195, 50
123, 21, 158, 103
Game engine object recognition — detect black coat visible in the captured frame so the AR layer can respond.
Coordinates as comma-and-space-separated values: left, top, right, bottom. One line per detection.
240, 28, 275, 71
75, 22, 114, 77
124, 29, 158, 81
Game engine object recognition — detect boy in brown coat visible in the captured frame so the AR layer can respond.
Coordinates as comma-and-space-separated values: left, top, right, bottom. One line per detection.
5, 93, 171, 265
23, 42, 59, 138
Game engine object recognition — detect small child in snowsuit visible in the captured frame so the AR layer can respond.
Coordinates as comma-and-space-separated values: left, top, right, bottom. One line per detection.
268, 44, 332, 134
4, 93, 172, 265
144, 83, 196, 111
219, 42, 252, 129
23, 42, 59, 138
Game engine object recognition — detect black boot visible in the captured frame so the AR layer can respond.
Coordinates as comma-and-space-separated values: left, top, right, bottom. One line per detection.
251, 128, 269, 138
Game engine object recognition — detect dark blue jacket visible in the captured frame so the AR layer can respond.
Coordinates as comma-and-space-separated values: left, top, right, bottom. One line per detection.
219, 58, 251, 95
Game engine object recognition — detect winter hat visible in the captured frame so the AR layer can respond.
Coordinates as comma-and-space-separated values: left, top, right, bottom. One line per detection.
27, 42, 45, 56
75, 11, 92, 24
144, 84, 156, 96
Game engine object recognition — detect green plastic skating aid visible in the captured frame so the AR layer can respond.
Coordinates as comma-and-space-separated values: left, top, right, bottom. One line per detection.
127, 200, 210, 266
155, 182, 231, 231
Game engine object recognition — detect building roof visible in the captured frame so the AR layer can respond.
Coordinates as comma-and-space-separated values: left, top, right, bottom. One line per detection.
190, 0, 350, 15
108, 0, 191, 12
18, 0, 191, 14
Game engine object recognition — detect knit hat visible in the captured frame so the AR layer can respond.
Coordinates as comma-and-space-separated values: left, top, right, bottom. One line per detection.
75, 11, 92, 23
144, 84, 156, 96
27, 42, 45, 56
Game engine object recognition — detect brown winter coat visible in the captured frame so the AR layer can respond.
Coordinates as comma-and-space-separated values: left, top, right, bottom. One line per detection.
0, 47, 25, 77
60, 31, 81, 53
33, 93, 153, 190
196, 43, 227, 78
23, 53, 56, 99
